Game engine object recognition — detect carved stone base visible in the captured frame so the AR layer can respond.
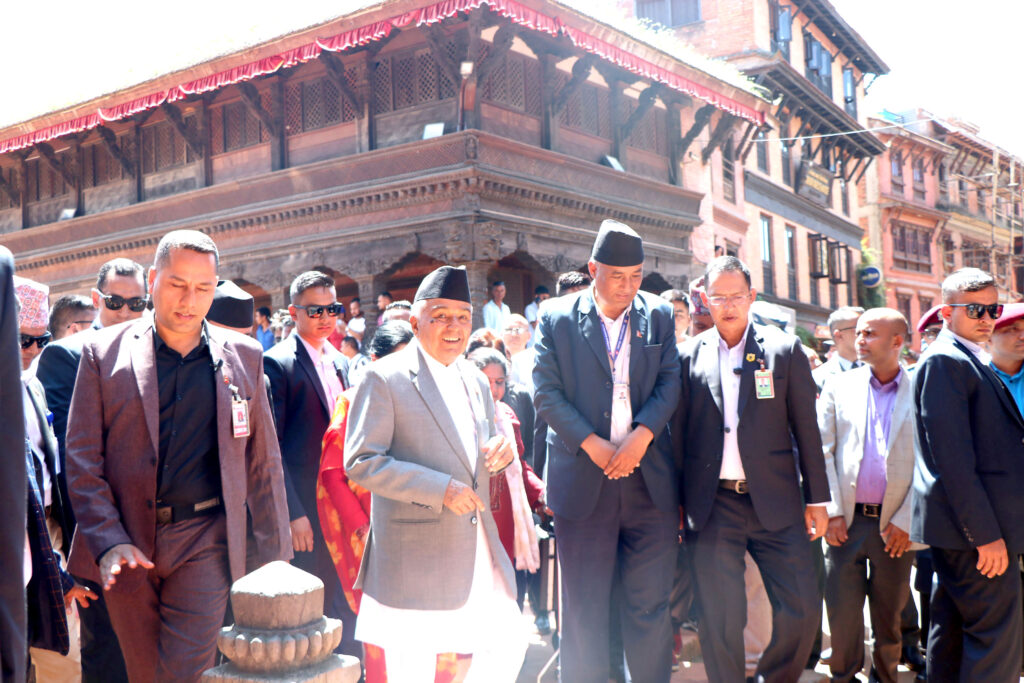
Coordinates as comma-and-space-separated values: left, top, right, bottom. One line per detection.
201, 654, 361, 682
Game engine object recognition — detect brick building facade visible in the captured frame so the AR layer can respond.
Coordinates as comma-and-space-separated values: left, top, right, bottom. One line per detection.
0, 0, 770, 332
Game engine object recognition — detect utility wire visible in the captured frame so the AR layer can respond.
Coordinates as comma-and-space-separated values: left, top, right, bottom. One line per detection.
772, 116, 936, 144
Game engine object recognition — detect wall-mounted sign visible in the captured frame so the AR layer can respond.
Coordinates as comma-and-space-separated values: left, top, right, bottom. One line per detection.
859, 265, 882, 288
796, 161, 834, 207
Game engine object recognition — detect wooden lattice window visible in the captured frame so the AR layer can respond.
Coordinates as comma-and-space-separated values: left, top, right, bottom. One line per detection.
25, 156, 70, 202
482, 53, 535, 115
374, 47, 452, 115
1, 168, 17, 208
141, 118, 194, 173
891, 221, 932, 273
81, 139, 130, 188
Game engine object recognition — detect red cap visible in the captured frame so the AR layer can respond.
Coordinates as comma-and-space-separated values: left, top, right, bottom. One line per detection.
995, 302, 1024, 331
916, 305, 943, 333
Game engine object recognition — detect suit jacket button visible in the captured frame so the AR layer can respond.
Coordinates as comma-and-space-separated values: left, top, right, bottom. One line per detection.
606, 381, 612, 389
471, 516, 478, 525
723, 427, 731, 433
604, 411, 610, 418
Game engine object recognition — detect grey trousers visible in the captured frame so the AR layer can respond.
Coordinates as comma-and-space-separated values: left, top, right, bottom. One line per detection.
824, 513, 914, 683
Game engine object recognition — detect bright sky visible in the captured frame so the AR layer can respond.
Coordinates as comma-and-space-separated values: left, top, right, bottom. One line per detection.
830, 0, 1024, 157
3, 0, 1022, 160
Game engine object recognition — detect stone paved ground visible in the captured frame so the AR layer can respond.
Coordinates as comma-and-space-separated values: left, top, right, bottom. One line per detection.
515, 605, 926, 683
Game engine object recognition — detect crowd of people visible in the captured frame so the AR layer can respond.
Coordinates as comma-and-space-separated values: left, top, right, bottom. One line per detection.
3, 219, 1024, 683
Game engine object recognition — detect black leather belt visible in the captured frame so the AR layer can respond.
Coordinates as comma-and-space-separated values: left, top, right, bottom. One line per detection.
719, 479, 748, 494
855, 503, 882, 518
156, 496, 222, 524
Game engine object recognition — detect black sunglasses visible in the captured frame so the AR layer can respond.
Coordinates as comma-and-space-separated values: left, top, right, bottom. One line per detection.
20, 332, 51, 350
294, 303, 344, 319
948, 303, 1003, 320
98, 293, 149, 312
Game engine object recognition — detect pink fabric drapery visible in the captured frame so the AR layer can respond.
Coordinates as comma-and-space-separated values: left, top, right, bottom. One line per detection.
0, 0, 762, 154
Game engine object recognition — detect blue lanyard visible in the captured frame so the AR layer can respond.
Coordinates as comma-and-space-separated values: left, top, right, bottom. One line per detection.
600, 310, 630, 373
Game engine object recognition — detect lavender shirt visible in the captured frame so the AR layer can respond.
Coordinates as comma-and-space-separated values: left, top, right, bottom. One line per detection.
855, 369, 903, 505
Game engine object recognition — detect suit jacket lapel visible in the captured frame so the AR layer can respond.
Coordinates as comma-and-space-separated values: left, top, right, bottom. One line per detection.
26, 383, 59, 481
953, 338, 1024, 430
207, 334, 237, 468
578, 293, 614, 380
885, 371, 912, 452
627, 297, 648, 403
294, 335, 330, 418
699, 335, 725, 418
129, 322, 160, 458
409, 347, 475, 478
736, 324, 762, 421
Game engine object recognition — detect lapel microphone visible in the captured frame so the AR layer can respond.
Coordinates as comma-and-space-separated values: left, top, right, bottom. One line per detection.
211, 359, 224, 373
733, 367, 743, 375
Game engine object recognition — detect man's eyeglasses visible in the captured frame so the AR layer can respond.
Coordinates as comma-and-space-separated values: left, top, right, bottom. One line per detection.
20, 332, 51, 350
706, 293, 750, 308
95, 290, 149, 312
948, 303, 1003, 320
294, 303, 344, 318
504, 326, 528, 334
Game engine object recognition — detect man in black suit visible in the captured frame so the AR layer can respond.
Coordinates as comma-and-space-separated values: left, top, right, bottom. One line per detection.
264, 271, 354, 654
675, 256, 829, 682
911, 267, 1024, 682
0, 246, 27, 683
534, 220, 681, 682
34, 257, 145, 683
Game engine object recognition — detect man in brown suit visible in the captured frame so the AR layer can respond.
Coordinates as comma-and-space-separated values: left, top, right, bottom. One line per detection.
66, 230, 292, 682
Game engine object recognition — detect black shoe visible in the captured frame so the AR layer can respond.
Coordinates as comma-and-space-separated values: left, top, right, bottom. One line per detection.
534, 612, 552, 635
901, 644, 927, 673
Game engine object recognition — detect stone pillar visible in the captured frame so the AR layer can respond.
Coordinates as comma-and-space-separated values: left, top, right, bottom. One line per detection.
353, 273, 387, 343
460, 260, 492, 330
202, 561, 360, 682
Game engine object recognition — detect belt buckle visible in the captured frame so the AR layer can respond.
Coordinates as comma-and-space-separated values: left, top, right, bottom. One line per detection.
156, 507, 172, 524
730, 480, 748, 494
862, 503, 881, 518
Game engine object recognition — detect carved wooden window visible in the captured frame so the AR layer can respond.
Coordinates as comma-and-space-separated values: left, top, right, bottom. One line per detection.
912, 157, 926, 201
280, 75, 357, 137
25, 156, 71, 202
219, 100, 263, 153
891, 221, 931, 273
1, 168, 17, 208
624, 101, 667, 155
82, 138, 130, 189
890, 150, 903, 191
721, 138, 736, 203
373, 47, 454, 115
141, 118, 194, 173
963, 238, 990, 270
482, 53, 536, 116
896, 294, 912, 324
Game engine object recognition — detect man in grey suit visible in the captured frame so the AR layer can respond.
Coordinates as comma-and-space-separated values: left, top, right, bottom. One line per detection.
818, 308, 922, 683
345, 265, 523, 682
675, 255, 830, 683
533, 220, 681, 682
812, 306, 864, 392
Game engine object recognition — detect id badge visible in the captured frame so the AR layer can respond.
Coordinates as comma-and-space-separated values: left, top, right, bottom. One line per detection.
231, 399, 251, 438
754, 369, 775, 400
614, 382, 629, 402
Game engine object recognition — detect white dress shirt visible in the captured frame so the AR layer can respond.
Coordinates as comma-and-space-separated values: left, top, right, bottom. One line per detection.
595, 294, 633, 446
940, 327, 991, 364
355, 342, 523, 666
482, 300, 510, 332
715, 327, 749, 481
297, 334, 345, 411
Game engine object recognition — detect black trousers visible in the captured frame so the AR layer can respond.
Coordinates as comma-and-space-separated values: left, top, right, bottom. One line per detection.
293, 523, 360, 659
75, 577, 129, 683
690, 490, 821, 683
927, 546, 1023, 683
823, 513, 915, 683
554, 473, 676, 683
